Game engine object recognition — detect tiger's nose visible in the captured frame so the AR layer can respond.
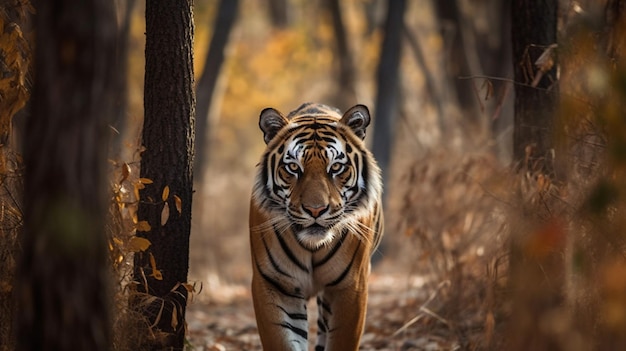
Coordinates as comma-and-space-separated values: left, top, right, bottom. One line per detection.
303, 205, 329, 218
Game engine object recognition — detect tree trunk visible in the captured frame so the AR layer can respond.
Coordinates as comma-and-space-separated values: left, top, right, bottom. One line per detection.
194, 0, 238, 181
511, 0, 559, 170
506, 1, 561, 350
372, 0, 405, 187
133, 0, 195, 349
267, 0, 289, 28
326, 0, 357, 109
433, 0, 480, 119
370, 0, 405, 264
15, 0, 117, 349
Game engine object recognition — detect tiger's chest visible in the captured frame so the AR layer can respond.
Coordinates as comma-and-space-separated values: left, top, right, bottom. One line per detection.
259, 227, 366, 298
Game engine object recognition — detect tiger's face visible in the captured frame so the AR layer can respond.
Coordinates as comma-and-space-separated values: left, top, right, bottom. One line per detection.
252, 103, 380, 250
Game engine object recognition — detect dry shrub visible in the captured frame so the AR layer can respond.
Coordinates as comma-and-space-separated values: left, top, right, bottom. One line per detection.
396, 3, 626, 350
396, 147, 509, 349
108, 153, 200, 350
107, 158, 176, 350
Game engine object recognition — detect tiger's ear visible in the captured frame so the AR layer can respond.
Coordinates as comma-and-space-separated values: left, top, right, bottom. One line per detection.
340, 104, 371, 140
259, 108, 288, 144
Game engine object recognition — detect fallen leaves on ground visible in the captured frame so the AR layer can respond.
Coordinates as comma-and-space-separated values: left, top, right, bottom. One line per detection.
186, 269, 466, 350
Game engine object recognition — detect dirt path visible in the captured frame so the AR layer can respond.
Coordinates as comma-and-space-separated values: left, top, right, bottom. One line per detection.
186, 266, 462, 351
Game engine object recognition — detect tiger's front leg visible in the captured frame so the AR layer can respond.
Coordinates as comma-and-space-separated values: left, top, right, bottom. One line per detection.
251, 269, 309, 351
315, 261, 370, 351
315, 286, 368, 351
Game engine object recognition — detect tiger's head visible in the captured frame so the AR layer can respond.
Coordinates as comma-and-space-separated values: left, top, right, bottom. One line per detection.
252, 103, 382, 250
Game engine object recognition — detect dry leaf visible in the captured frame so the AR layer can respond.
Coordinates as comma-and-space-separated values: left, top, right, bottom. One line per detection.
162, 185, 170, 201
120, 162, 131, 184
182, 282, 195, 293
139, 177, 153, 184
133, 184, 140, 203
128, 236, 151, 252
137, 220, 151, 232
174, 195, 182, 214
149, 253, 163, 280
161, 202, 170, 226
171, 304, 178, 329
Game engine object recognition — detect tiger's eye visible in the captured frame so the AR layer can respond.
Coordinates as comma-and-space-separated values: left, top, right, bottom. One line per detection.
286, 163, 300, 173
330, 163, 344, 174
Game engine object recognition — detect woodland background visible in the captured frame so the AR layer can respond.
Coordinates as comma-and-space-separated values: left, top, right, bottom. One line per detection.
1, 0, 626, 350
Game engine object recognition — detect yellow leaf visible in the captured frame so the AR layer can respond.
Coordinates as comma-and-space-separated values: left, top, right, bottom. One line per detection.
139, 178, 153, 184
171, 305, 178, 329
133, 184, 140, 202
182, 283, 195, 293
128, 236, 151, 252
174, 195, 182, 214
149, 253, 163, 281
162, 185, 169, 201
152, 269, 163, 280
119, 162, 131, 184
161, 202, 170, 226
136, 220, 151, 232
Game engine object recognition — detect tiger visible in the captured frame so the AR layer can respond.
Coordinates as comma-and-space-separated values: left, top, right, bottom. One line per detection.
249, 102, 384, 350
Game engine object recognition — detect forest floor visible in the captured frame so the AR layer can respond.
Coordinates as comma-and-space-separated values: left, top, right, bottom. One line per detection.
185, 259, 474, 351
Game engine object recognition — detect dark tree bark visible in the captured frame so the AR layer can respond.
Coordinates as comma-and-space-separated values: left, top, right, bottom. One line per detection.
326, 0, 357, 109
194, 0, 238, 181
15, 0, 117, 350
511, 0, 559, 170
132, 0, 195, 349
372, 0, 406, 187
506, 1, 560, 350
370, 0, 405, 264
267, 0, 289, 28
434, 0, 480, 118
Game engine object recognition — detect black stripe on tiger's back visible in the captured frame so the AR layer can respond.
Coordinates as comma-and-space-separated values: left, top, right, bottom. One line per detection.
274, 226, 310, 273
326, 240, 361, 287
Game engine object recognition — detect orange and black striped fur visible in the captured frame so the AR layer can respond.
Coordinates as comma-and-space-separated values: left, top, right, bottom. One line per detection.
249, 103, 383, 350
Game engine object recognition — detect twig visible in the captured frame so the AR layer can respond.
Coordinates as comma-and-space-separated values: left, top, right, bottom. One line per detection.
391, 280, 450, 337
